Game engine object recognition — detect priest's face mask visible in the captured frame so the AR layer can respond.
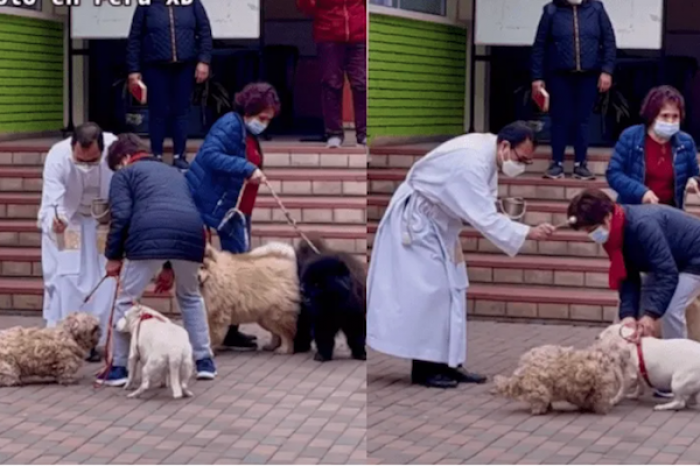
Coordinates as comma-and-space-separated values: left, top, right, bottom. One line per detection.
72, 141, 101, 174
498, 139, 534, 178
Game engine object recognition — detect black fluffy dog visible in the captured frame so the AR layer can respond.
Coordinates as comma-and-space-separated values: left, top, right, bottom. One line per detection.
293, 236, 366, 362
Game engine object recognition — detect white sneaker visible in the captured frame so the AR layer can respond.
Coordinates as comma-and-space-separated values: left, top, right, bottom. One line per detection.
326, 136, 342, 149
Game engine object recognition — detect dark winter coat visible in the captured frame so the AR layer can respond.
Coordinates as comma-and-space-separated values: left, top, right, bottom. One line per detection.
531, 0, 616, 80
126, 0, 213, 74
606, 124, 699, 210
296, 0, 366, 43
618, 204, 700, 320
105, 157, 205, 263
185, 112, 257, 250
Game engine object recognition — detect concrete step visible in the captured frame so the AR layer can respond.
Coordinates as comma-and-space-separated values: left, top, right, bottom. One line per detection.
367, 249, 609, 289
0, 142, 367, 169
0, 167, 368, 197
367, 194, 700, 225
367, 221, 606, 258
368, 169, 616, 202
0, 277, 617, 323
0, 220, 368, 255
0, 193, 367, 225
370, 144, 700, 178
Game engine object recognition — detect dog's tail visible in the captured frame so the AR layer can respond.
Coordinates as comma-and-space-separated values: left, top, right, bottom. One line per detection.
491, 374, 522, 399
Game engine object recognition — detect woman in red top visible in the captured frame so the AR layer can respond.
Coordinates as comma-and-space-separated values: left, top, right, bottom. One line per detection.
297, 0, 366, 148
606, 85, 700, 210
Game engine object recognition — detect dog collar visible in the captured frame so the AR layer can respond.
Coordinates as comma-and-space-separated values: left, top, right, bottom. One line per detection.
139, 313, 164, 322
636, 339, 654, 388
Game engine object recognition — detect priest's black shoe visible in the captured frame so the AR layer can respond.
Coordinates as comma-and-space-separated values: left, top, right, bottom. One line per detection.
447, 366, 487, 384
85, 348, 101, 363
412, 373, 458, 389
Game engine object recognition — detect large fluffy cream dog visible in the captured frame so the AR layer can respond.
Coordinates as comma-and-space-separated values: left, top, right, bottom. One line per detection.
0, 312, 100, 386
199, 242, 301, 354
492, 340, 632, 415
598, 323, 700, 411
116, 304, 194, 399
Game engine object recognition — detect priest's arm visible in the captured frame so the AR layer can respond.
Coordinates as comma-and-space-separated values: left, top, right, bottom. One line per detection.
437, 164, 530, 257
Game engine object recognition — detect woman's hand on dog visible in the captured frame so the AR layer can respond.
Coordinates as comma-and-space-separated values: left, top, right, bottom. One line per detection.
638, 315, 659, 338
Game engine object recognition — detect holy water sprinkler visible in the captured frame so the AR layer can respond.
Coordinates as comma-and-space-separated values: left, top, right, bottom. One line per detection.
555, 216, 577, 229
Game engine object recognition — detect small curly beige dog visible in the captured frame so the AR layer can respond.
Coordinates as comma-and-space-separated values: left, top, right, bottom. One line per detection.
492, 340, 632, 415
199, 242, 301, 354
0, 312, 100, 386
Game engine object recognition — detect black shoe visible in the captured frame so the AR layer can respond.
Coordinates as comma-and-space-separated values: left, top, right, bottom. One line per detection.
412, 373, 458, 389
85, 348, 101, 363
173, 156, 190, 171
573, 163, 595, 180
544, 162, 564, 179
222, 327, 258, 350
447, 367, 487, 384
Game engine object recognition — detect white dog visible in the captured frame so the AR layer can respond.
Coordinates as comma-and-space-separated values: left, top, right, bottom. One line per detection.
598, 323, 700, 411
116, 304, 194, 399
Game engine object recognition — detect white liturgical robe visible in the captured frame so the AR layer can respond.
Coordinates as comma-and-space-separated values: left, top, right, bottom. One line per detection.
38, 133, 117, 340
367, 133, 531, 367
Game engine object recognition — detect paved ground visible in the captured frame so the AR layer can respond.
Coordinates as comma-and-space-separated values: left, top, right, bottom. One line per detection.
0, 317, 366, 465
368, 321, 700, 465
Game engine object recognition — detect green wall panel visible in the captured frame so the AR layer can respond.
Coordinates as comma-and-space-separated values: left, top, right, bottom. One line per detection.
0, 13, 64, 134
368, 13, 467, 141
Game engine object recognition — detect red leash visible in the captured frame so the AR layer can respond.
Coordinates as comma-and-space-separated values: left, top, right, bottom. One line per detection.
619, 324, 654, 388
93, 274, 121, 389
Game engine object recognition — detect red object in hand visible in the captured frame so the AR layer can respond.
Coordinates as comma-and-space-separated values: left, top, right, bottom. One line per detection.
533, 88, 550, 113
154, 268, 175, 294
129, 79, 147, 105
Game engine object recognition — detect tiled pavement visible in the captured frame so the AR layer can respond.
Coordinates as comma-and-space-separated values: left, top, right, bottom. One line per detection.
368, 321, 700, 465
0, 317, 366, 465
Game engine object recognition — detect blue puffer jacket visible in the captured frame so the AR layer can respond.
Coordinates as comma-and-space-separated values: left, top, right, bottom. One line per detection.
185, 112, 257, 238
126, 0, 213, 74
105, 157, 205, 263
531, 0, 616, 80
606, 124, 699, 210
618, 205, 700, 320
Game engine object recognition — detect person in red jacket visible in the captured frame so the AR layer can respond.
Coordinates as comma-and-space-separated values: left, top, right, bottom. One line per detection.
297, 0, 367, 148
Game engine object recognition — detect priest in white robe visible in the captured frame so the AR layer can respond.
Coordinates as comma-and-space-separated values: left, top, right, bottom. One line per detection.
367, 121, 557, 388
38, 122, 118, 362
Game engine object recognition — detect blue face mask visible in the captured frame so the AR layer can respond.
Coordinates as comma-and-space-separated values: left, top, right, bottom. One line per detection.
654, 120, 680, 140
588, 226, 610, 244
245, 118, 268, 135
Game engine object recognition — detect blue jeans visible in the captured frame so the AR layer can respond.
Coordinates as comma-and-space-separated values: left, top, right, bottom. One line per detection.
112, 259, 212, 367
142, 61, 196, 158
548, 71, 599, 164
218, 214, 252, 254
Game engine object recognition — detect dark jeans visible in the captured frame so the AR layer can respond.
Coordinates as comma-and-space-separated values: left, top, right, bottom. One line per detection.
142, 61, 196, 158
317, 42, 367, 142
548, 71, 599, 164
216, 214, 252, 337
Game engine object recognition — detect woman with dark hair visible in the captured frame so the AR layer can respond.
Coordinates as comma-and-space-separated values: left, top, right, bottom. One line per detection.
532, 0, 617, 180
606, 85, 700, 209
567, 188, 700, 343
126, 0, 212, 171
185, 82, 281, 350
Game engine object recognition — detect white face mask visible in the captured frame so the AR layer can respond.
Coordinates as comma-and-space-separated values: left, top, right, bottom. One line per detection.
588, 226, 610, 244
74, 162, 99, 174
567, 0, 583, 5
653, 120, 680, 140
502, 159, 527, 178
245, 118, 268, 135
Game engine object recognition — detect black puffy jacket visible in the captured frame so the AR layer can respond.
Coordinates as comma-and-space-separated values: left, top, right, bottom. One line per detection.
531, 0, 616, 81
618, 205, 700, 321
126, 0, 213, 74
105, 157, 206, 263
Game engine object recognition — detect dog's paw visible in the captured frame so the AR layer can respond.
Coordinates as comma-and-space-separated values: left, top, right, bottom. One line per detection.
126, 391, 141, 399
274, 347, 294, 355
183, 389, 194, 398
